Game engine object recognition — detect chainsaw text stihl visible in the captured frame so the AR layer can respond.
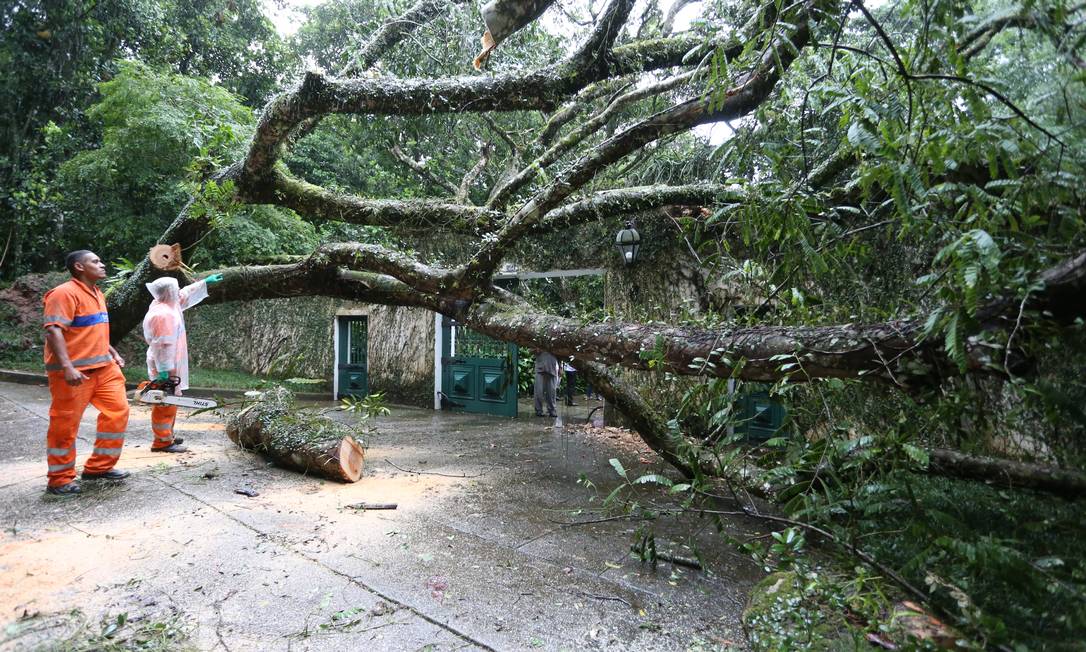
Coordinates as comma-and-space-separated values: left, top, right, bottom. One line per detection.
136, 376, 217, 410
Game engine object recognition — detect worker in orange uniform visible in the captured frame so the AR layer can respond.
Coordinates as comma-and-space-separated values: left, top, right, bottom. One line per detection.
141, 274, 222, 452
42, 250, 130, 497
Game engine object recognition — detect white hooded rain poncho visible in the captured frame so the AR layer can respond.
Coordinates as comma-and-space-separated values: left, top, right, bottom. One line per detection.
142, 277, 208, 393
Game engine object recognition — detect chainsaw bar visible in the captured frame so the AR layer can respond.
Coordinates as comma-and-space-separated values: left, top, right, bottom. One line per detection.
135, 378, 218, 410
138, 390, 217, 409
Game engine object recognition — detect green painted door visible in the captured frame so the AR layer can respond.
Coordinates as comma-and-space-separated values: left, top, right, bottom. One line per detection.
440, 317, 518, 417
337, 316, 368, 399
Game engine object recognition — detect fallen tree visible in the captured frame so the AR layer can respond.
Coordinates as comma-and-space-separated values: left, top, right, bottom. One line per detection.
227, 388, 365, 483
92, 0, 1086, 491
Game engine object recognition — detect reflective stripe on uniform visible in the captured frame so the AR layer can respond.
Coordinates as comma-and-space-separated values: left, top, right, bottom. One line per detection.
48, 461, 76, 472
95, 432, 125, 441
152, 422, 173, 430
43, 314, 73, 326
45, 354, 113, 371
47, 447, 75, 457
70, 312, 109, 327
92, 447, 122, 457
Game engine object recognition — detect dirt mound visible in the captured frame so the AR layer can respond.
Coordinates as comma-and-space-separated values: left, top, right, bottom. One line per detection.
1, 273, 66, 325
0, 272, 66, 351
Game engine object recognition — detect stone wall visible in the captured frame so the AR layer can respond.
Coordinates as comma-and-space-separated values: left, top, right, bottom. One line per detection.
117, 295, 436, 406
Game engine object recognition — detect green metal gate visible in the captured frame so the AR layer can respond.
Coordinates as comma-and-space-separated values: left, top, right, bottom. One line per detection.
737, 390, 786, 441
336, 316, 368, 399
440, 317, 518, 417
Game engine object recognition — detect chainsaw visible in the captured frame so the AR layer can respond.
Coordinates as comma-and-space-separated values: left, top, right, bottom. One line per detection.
135, 376, 218, 409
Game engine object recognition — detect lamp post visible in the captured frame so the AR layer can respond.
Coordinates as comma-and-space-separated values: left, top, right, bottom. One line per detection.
615, 222, 641, 265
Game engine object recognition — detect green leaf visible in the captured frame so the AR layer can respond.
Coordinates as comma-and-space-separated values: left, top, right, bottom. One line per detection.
902, 443, 930, 466
603, 484, 626, 505
632, 474, 673, 487
609, 458, 628, 480
945, 313, 966, 371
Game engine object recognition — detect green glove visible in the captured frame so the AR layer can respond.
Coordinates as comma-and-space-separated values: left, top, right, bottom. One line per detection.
156, 370, 170, 381
205, 273, 224, 285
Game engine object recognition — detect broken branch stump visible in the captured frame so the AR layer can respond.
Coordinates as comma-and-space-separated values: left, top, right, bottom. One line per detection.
227, 387, 364, 483
929, 448, 1086, 498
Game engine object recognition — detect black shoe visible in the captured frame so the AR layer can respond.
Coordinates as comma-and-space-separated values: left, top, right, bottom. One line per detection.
566, 401, 577, 406
548, 413, 558, 417
81, 469, 130, 481
46, 482, 82, 497
172, 437, 184, 446
152, 444, 188, 453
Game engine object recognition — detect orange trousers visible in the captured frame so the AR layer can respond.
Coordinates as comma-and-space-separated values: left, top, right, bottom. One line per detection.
150, 404, 178, 449
46, 363, 129, 487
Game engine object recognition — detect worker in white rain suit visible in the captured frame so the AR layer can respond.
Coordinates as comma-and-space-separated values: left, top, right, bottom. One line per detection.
141, 274, 221, 452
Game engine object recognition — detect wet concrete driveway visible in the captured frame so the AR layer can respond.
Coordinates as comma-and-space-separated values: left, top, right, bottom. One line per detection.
0, 380, 763, 650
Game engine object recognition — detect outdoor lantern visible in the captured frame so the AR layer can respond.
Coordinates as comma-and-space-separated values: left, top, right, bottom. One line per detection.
614, 221, 641, 265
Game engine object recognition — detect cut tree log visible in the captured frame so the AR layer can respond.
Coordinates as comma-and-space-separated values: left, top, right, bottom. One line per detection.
226, 387, 365, 483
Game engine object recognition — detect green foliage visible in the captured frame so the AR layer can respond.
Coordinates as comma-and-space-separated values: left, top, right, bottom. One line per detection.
31, 61, 318, 269
0, 608, 194, 651
340, 391, 392, 422
0, 0, 289, 279
742, 569, 906, 652
601, 367, 1086, 648
516, 353, 535, 396
633, 6, 1086, 643
136, 0, 292, 106
856, 474, 1086, 648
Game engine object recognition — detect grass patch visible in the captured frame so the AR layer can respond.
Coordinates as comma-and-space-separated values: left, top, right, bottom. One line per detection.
0, 352, 329, 394
0, 609, 193, 651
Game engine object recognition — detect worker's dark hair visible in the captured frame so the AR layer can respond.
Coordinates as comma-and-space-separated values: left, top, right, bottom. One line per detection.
64, 250, 93, 276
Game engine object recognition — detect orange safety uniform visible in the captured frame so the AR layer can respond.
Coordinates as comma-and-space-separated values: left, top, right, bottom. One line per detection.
42, 279, 129, 487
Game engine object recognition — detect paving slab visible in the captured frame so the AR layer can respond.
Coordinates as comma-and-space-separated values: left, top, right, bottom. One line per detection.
0, 380, 762, 650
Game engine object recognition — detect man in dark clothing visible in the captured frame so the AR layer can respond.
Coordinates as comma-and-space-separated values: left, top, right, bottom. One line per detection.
533, 351, 559, 417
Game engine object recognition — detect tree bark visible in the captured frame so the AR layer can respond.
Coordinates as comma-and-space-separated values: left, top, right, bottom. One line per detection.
226, 389, 365, 483
929, 448, 1086, 498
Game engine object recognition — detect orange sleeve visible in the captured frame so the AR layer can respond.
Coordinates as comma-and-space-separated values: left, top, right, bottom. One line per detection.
149, 312, 177, 339
42, 287, 76, 330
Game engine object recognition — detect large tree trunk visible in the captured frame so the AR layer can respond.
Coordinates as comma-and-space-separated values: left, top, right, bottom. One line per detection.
226, 388, 365, 483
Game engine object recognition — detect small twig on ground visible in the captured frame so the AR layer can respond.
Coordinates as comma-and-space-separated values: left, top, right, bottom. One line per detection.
383, 459, 487, 478
346, 502, 398, 510
547, 513, 644, 527
66, 522, 100, 538
575, 590, 632, 607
